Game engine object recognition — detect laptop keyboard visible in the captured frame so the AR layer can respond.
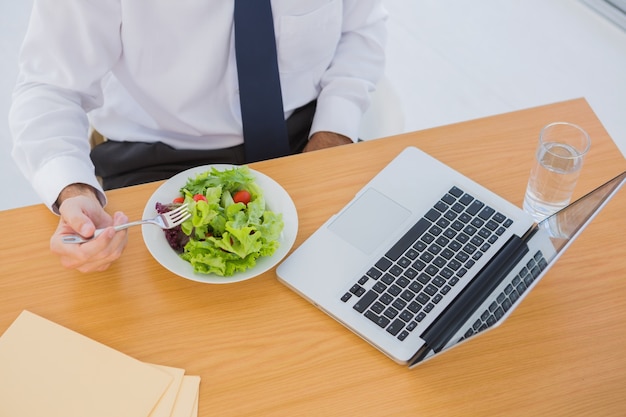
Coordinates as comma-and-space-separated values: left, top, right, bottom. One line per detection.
458, 250, 548, 342
340, 186, 514, 342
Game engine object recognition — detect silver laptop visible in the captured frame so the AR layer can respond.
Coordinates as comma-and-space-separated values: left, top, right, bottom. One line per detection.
276, 146, 625, 367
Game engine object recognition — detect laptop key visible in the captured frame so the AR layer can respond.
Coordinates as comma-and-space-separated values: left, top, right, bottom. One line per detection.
372, 282, 387, 293
400, 289, 415, 302
478, 206, 495, 220
386, 319, 405, 336
459, 193, 474, 206
442, 193, 456, 204
422, 233, 435, 244
388, 284, 402, 296
396, 276, 410, 288
485, 220, 499, 231
436, 217, 450, 229
400, 310, 414, 322
493, 212, 506, 223
415, 292, 430, 305
365, 311, 390, 328
366, 267, 383, 280
413, 241, 427, 252
379, 293, 393, 305
407, 301, 421, 313
389, 265, 403, 276
404, 267, 418, 279
425, 208, 441, 222
375, 257, 392, 271
385, 218, 430, 261
370, 302, 385, 315
444, 210, 458, 220
451, 203, 465, 213
456, 232, 469, 243
432, 276, 446, 287
449, 186, 463, 197
451, 220, 464, 231
392, 298, 407, 310
384, 307, 399, 319
381, 273, 395, 285
463, 225, 478, 236
478, 227, 491, 239
349, 284, 365, 296
435, 200, 448, 212
471, 217, 485, 228
353, 290, 377, 313
466, 200, 484, 215
420, 252, 434, 263
424, 284, 438, 296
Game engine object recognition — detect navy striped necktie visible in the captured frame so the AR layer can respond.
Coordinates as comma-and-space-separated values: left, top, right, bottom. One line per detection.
234, 0, 290, 162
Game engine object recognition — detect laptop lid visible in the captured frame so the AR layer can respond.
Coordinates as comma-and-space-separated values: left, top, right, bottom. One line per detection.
409, 171, 626, 366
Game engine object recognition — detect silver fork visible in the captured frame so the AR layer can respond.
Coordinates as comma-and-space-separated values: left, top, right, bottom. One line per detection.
62, 203, 190, 244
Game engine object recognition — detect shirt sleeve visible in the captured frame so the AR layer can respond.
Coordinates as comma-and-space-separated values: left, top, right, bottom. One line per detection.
9, 0, 122, 211
309, 0, 388, 141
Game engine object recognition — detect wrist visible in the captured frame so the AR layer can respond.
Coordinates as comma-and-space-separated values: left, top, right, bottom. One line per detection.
56, 183, 100, 209
310, 131, 353, 146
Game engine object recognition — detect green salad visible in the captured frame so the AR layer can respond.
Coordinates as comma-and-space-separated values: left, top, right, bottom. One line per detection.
156, 166, 284, 276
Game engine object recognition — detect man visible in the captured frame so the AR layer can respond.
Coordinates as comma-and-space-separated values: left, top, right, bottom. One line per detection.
9, 0, 388, 272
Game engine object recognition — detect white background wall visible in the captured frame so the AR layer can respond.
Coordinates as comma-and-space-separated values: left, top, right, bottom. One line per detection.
2, 0, 625, 211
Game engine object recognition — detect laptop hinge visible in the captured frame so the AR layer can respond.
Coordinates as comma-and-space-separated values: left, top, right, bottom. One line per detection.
409, 234, 529, 366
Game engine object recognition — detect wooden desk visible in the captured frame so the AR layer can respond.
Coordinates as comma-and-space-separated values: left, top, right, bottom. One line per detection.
2, 98, 625, 416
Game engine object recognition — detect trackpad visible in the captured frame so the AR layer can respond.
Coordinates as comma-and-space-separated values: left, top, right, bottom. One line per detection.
328, 188, 411, 255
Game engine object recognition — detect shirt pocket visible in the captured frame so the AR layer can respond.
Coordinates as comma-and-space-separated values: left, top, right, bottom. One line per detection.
276, 0, 342, 73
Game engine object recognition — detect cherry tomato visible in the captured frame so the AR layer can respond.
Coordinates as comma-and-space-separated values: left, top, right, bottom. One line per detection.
193, 194, 207, 202
233, 190, 251, 205
173, 196, 185, 204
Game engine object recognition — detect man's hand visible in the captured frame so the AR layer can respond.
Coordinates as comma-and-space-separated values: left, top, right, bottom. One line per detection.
303, 131, 353, 152
50, 183, 129, 272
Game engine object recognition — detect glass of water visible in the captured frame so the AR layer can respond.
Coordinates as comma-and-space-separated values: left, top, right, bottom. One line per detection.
523, 122, 591, 222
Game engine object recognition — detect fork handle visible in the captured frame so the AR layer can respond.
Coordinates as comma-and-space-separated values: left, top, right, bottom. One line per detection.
61, 220, 148, 244
61, 229, 106, 244
112, 219, 148, 231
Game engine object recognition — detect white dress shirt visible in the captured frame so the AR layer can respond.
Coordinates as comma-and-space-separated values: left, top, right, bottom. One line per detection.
9, 0, 387, 211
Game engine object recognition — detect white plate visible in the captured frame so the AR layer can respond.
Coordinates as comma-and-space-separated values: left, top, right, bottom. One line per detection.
142, 165, 298, 283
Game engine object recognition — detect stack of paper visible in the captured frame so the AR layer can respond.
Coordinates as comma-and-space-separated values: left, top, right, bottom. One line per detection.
0, 310, 200, 417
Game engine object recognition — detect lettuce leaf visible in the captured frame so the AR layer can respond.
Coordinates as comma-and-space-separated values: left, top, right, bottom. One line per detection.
172, 166, 284, 276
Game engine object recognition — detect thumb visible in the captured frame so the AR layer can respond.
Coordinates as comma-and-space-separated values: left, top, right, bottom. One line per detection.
61, 203, 97, 238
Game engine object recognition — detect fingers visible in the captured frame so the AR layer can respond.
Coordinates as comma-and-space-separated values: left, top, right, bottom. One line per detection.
51, 205, 130, 272
73, 227, 128, 273
59, 194, 106, 239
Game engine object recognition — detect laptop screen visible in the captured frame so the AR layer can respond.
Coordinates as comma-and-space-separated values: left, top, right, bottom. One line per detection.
539, 171, 626, 254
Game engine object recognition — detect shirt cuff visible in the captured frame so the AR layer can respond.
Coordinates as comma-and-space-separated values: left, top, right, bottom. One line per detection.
309, 95, 363, 142
32, 156, 106, 214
